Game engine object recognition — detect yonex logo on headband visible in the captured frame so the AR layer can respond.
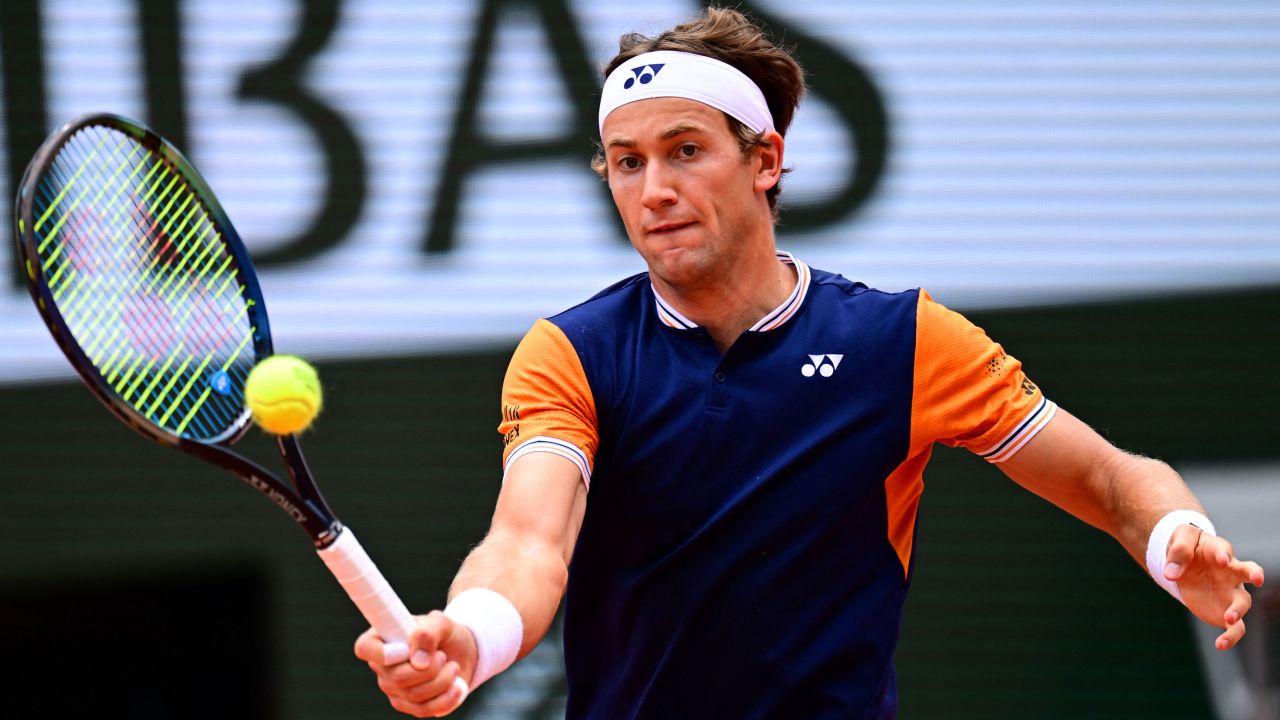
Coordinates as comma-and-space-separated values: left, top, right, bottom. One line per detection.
624, 64, 665, 89
598, 50, 775, 135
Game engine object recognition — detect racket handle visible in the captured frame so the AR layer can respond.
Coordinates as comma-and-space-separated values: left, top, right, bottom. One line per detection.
318, 528, 473, 704
318, 527, 416, 644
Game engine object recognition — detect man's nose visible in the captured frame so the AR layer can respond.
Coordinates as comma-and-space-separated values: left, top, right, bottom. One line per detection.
640, 162, 678, 209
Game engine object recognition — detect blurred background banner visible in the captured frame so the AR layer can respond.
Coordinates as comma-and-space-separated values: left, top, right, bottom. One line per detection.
0, 1, 1276, 718
2, 0, 1279, 383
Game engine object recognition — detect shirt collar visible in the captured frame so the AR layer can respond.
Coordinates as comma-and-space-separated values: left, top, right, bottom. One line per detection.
652, 251, 811, 332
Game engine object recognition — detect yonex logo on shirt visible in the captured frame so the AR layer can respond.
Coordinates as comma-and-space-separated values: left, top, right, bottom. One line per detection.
801, 354, 844, 378
623, 63, 665, 89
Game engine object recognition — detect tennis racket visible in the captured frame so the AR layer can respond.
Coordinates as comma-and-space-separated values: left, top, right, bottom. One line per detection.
12, 113, 440, 677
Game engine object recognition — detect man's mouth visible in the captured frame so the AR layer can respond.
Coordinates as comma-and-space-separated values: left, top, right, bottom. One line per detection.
647, 221, 694, 234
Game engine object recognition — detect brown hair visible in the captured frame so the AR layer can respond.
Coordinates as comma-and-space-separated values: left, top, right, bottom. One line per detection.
592, 7, 807, 219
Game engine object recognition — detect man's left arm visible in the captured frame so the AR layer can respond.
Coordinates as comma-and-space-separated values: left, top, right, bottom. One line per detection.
998, 407, 1266, 650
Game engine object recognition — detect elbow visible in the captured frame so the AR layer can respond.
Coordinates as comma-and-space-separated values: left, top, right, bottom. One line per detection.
536, 544, 571, 595
508, 536, 570, 596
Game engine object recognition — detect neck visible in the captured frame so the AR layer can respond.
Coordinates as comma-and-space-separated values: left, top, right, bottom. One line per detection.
655, 250, 796, 353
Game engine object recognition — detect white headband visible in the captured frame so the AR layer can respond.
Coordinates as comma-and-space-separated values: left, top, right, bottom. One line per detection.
598, 50, 775, 136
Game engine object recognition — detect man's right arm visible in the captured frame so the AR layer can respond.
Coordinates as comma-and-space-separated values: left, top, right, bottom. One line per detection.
449, 451, 588, 659
354, 452, 586, 717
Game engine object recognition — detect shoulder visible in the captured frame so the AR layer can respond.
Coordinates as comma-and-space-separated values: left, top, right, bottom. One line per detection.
534, 272, 651, 352
805, 265, 922, 314
547, 272, 647, 326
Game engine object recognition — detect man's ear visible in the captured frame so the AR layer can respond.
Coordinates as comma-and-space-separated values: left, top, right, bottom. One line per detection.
753, 130, 785, 193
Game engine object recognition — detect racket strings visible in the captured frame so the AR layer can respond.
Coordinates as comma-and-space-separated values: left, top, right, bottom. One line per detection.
46, 131, 251, 438
32, 125, 257, 441
41, 138, 168, 356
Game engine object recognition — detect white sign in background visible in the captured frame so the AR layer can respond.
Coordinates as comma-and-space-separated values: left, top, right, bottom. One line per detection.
2, 1, 1277, 385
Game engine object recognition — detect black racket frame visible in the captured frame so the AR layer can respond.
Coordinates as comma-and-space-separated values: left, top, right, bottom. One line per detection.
14, 113, 343, 547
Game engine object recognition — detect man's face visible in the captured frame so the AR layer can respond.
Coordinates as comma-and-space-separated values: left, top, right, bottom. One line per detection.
600, 98, 776, 291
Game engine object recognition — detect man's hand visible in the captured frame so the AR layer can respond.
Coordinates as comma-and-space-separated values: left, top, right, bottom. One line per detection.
1165, 524, 1266, 650
354, 611, 478, 717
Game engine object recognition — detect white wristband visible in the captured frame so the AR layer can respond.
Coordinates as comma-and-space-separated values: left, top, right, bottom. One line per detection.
444, 588, 523, 689
1145, 510, 1216, 602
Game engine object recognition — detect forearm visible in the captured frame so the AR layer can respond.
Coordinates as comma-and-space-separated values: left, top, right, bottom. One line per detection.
1001, 408, 1206, 566
448, 531, 569, 658
1093, 451, 1205, 566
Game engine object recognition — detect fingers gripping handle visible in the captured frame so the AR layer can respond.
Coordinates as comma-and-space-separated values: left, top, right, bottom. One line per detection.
318, 529, 472, 706
317, 528, 415, 644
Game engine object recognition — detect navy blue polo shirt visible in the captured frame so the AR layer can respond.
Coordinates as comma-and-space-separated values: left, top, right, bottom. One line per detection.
498, 253, 1055, 719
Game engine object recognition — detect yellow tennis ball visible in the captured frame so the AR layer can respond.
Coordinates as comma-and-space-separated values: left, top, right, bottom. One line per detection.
244, 355, 323, 435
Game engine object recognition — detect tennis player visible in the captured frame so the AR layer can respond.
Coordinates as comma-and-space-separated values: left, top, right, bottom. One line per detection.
354, 8, 1266, 718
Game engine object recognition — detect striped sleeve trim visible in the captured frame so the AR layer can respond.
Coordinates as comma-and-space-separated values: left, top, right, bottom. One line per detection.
503, 435, 593, 488
976, 397, 1058, 463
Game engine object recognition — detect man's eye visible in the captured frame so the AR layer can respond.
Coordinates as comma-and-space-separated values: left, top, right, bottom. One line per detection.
677, 145, 698, 158
618, 156, 640, 170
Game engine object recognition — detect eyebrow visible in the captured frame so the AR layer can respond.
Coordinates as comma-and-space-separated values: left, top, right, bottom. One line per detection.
604, 122, 708, 150
661, 122, 704, 139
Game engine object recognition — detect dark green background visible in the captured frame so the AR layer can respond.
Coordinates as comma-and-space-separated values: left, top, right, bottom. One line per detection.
1, 286, 1275, 718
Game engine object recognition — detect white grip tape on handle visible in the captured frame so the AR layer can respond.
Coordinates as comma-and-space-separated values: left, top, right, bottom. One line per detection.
317, 529, 472, 704
318, 528, 416, 644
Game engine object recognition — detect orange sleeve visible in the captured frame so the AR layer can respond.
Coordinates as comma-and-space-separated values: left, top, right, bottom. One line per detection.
498, 319, 600, 487
911, 289, 1056, 463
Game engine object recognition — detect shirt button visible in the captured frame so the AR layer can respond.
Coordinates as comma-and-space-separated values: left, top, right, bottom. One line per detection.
714, 371, 726, 383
